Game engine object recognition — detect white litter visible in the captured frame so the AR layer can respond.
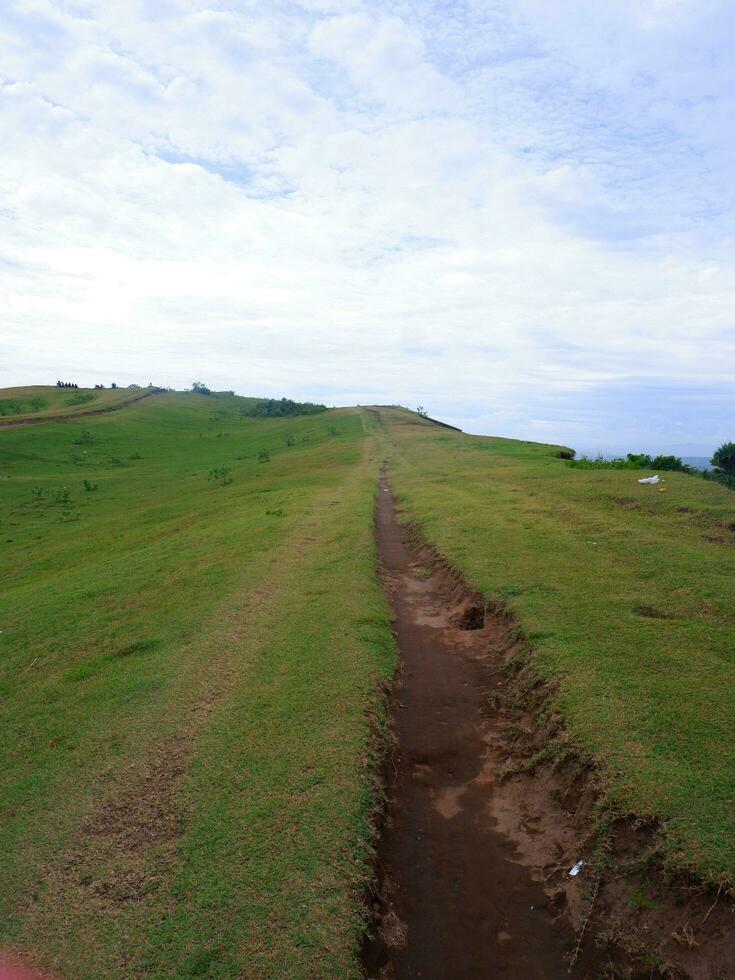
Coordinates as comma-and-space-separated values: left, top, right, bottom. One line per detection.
568, 860, 584, 877
638, 475, 661, 485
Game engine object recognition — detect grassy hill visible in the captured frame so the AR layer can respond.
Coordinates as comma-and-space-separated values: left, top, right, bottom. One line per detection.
0, 389, 393, 977
2, 390, 734, 976
0, 385, 156, 423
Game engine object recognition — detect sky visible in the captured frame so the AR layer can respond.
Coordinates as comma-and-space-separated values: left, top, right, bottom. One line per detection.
1, 0, 734, 451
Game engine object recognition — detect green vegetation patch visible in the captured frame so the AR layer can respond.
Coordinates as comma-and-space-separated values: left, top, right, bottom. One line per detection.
246, 396, 328, 418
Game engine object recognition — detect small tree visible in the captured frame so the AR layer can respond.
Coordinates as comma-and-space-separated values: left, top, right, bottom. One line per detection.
416, 405, 428, 417
192, 381, 211, 395
712, 442, 735, 476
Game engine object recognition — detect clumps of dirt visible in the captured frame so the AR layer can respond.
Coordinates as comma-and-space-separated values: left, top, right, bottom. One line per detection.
702, 533, 727, 544
114, 638, 157, 657
450, 597, 485, 630
633, 604, 674, 620
611, 495, 642, 510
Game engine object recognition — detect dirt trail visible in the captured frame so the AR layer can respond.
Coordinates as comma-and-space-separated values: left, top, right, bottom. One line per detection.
363, 477, 602, 979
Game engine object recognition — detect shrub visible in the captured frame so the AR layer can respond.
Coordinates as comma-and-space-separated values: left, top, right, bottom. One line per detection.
65, 392, 95, 406
246, 397, 327, 418
108, 457, 122, 465
710, 471, 735, 491
327, 425, 338, 436
82, 480, 98, 492
192, 381, 212, 395
34, 486, 71, 504
208, 467, 233, 486
651, 454, 689, 472
257, 449, 270, 463
284, 434, 295, 447
568, 452, 692, 473
712, 442, 735, 477
128, 451, 142, 460
72, 430, 94, 445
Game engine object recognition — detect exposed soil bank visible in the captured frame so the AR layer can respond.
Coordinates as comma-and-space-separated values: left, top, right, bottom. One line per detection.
362, 478, 600, 978
363, 478, 735, 979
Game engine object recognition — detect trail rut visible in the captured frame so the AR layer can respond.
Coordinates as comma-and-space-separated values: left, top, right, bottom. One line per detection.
362, 477, 602, 979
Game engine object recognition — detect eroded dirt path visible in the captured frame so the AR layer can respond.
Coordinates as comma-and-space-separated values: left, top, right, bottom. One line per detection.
363, 478, 600, 979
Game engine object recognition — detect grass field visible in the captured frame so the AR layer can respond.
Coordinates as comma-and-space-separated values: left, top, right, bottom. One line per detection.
378, 407, 735, 881
0, 391, 393, 977
0, 385, 153, 422
2, 391, 735, 976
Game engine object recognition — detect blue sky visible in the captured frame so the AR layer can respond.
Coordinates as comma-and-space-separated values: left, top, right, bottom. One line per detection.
1, 0, 733, 451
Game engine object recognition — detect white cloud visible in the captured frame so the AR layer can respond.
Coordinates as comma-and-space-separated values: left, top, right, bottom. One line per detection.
0, 0, 733, 449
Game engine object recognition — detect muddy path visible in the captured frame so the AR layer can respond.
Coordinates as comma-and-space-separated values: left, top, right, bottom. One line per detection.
362, 477, 603, 979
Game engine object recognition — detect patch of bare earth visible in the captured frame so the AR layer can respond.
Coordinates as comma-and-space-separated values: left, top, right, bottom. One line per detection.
362, 477, 735, 979
0, 953, 59, 980
27, 679, 232, 965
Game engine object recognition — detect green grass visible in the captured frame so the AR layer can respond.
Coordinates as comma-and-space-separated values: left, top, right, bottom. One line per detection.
378, 406, 735, 881
0, 390, 394, 977
4, 390, 735, 975
0, 385, 156, 422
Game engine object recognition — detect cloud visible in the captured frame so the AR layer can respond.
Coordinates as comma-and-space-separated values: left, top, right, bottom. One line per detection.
0, 0, 733, 450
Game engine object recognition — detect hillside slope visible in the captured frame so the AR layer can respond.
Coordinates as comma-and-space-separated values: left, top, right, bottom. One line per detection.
0, 392, 393, 978
2, 396, 734, 976
0, 385, 158, 424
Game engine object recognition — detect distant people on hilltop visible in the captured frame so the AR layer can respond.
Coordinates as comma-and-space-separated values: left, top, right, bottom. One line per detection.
56, 381, 78, 388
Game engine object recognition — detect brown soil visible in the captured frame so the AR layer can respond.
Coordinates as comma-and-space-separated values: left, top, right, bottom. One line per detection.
363, 477, 735, 979
0, 953, 58, 979
0, 389, 161, 429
